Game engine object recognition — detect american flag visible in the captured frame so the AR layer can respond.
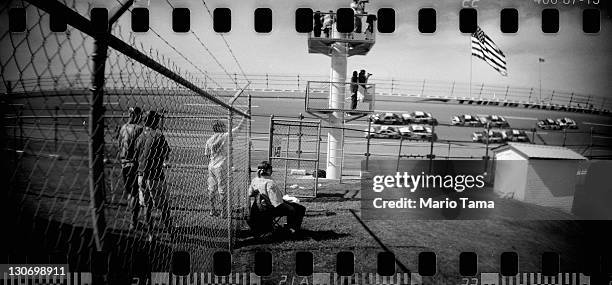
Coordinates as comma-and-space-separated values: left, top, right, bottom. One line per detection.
471, 26, 508, 76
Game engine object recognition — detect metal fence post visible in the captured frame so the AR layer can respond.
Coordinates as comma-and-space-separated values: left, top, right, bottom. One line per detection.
569, 92, 574, 105
420, 79, 426, 97
484, 123, 491, 174
340, 126, 345, 184
365, 118, 372, 171
297, 74, 300, 90
528, 88, 533, 102
550, 90, 555, 103
396, 137, 403, 172
504, 86, 509, 101
248, 93, 252, 182
266, 73, 269, 89
18, 107, 23, 149
391, 78, 394, 94
226, 110, 234, 251
297, 113, 303, 169
428, 124, 435, 161
589, 127, 594, 158
54, 106, 59, 153
478, 83, 484, 99
89, 11, 109, 253
450, 81, 455, 98
284, 125, 290, 191
268, 115, 274, 162
586, 95, 591, 107
314, 122, 322, 197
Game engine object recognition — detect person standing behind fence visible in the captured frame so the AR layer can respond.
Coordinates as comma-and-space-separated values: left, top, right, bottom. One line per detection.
118, 107, 143, 230
314, 11, 323, 37
205, 117, 246, 218
134, 111, 172, 241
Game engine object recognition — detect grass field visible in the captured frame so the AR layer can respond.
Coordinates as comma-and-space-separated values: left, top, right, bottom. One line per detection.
231, 179, 607, 284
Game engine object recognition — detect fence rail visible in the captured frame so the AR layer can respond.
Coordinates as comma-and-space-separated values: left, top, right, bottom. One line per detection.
5, 72, 610, 113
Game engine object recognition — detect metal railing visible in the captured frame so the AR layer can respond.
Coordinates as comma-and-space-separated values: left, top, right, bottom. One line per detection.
305, 80, 376, 113
5, 73, 610, 112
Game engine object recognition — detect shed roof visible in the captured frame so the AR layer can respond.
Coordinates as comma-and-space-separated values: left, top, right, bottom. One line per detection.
492, 143, 587, 160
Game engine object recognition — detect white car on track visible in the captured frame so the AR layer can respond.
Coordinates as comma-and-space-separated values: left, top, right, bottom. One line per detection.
472, 129, 505, 143
451, 114, 484, 127
371, 112, 402, 125
364, 126, 401, 139
398, 124, 437, 141
401, 111, 438, 125
556, 117, 578, 129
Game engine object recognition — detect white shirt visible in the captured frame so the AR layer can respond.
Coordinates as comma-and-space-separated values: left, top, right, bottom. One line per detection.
205, 132, 228, 168
248, 177, 285, 207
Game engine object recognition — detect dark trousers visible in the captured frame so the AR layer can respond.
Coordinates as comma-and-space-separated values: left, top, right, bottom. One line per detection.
272, 202, 306, 231
122, 164, 140, 226
351, 94, 358, 110
354, 17, 362, 33
314, 26, 322, 37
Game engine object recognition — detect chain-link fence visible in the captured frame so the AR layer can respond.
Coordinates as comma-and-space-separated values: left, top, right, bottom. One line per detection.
2, 0, 251, 279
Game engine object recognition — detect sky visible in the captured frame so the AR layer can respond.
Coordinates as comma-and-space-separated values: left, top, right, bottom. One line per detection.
2, 0, 611, 98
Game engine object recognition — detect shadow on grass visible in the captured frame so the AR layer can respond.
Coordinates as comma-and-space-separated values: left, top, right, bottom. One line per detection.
236, 228, 350, 248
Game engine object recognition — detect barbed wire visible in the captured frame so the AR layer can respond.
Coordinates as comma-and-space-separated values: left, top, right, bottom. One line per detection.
160, 0, 244, 90
198, 0, 250, 84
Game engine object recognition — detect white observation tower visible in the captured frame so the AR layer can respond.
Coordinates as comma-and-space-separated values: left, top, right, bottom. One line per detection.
305, 7, 377, 179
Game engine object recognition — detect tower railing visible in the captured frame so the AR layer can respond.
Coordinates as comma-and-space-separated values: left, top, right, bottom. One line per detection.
305, 80, 376, 114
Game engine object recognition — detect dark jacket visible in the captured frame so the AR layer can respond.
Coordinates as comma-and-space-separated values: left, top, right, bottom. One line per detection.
135, 128, 170, 180
350, 76, 359, 93
314, 13, 322, 28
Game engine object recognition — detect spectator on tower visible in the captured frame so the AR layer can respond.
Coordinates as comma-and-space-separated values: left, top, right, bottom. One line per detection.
314, 11, 323, 37
118, 107, 143, 230
323, 11, 334, 38
354, 14, 362, 34
205, 117, 247, 217
350, 0, 365, 14
365, 14, 377, 40
134, 110, 172, 241
350, 71, 359, 110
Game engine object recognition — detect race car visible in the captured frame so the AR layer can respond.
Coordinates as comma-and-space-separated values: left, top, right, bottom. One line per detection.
479, 115, 510, 128
398, 124, 437, 141
364, 126, 401, 139
472, 130, 505, 143
537, 118, 562, 130
451, 114, 484, 127
370, 112, 402, 125
556, 117, 578, 129
401, 111, 438, 125
502, 129, 530, 142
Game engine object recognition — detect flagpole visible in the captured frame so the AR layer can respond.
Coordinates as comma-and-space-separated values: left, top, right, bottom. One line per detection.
538, 58, 542, 103
469, 37, 473, 99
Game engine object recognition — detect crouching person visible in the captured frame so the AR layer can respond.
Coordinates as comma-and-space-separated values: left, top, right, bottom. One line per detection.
248, 161, 305, 235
